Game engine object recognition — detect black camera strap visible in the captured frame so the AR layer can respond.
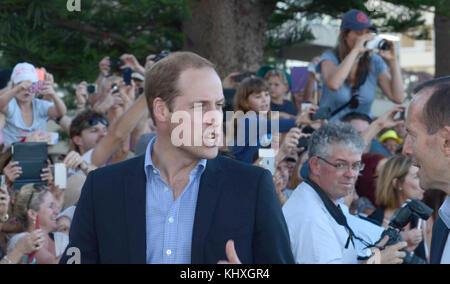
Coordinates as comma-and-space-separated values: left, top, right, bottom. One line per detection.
304, 177, 357, 249
330, 51, 369, 118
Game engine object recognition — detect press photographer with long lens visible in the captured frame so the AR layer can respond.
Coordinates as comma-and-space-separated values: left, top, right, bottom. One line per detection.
283, 122, 407, 264
402, 77, 450, 264
316, 9, 404, 121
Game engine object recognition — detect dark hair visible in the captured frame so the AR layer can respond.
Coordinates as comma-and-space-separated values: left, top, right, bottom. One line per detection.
413, 76, 450, 94
341, 112, 373, 124
233, 77, 268, 112
421, 81, 450, 134
69, 110, 107, 138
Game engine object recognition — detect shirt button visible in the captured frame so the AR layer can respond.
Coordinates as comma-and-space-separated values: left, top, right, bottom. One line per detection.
168, 217, 174, 223
164, 187, 169, 192
166, 249, 172, 256
152, 170, 157, 175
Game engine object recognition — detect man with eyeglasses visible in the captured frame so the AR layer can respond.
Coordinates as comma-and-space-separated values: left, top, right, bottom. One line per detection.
283, 122, 407, 264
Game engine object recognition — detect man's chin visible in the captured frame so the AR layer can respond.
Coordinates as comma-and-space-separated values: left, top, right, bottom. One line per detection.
183, 145, 219, 160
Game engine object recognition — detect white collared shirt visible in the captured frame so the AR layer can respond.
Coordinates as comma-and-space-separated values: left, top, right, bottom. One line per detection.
282, 182, 358, 264
439, 196, 450, 264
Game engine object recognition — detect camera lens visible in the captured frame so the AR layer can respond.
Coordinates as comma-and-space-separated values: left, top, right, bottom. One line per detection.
378, 39, 391, 51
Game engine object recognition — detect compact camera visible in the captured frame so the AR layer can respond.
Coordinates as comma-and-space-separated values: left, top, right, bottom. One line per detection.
365, 36, 391, 52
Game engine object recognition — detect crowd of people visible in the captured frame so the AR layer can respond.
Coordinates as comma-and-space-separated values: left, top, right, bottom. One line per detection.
0, 9, 448, 264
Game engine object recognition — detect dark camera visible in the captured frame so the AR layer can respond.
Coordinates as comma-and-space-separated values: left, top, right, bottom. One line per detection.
297, 137, 310, 149
111, 83, 119, 94
123, 67, 132, 86
153, 50, 170, 63
235, 72, 256, 83
310, 107, 331, 121
110, 58, 124, 69
378, 199, 433, 264
87, 84, 97, 95
395, 110, 405, 121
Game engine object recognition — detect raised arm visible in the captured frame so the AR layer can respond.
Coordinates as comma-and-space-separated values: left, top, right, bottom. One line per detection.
91, 95, 148, 167
321, 34, 373, 91
377, 40, 405, 104
0, 81, 31, 113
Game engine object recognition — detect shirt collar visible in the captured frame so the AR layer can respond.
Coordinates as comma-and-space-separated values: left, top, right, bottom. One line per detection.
144, 135, 207, 177
439, 196, 450, 229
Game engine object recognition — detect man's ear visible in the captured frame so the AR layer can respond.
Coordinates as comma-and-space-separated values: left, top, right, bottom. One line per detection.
153, 97, 171, 124
309, 156, 320, 177
438, 126, 450, 158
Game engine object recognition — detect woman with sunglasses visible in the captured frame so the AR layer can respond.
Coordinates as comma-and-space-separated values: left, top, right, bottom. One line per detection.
7, 184, 68, 264
317, 9, 404, 121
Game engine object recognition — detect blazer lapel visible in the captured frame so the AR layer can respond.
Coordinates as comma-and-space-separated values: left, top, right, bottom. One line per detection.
430, 217, 449, 264
191, 156, 222, 264
124, 155, 147, 264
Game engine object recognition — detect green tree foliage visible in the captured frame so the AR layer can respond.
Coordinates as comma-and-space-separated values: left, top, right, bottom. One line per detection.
264, 0, 449, 54
0, 0, 190, 85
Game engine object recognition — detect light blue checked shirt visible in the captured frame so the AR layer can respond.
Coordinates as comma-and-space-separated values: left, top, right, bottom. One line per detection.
144, 136, 207, 264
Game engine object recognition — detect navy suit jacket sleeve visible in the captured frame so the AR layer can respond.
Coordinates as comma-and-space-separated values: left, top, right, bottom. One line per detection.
60, 172, 99, 264
253, 169, 295, 263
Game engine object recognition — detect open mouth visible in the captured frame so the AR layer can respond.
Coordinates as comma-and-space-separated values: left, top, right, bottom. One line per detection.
203, 131, 220, 147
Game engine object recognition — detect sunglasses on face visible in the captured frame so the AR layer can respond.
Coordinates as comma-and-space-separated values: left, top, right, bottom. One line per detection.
81, 118, 109, 131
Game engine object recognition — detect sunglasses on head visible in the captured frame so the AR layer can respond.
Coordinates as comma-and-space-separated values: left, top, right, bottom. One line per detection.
27, 184, 48, 210
81, 118, 109, 131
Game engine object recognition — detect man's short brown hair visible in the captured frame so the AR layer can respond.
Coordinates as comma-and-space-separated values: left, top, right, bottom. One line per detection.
144, 51, 215, 122
414, 76, 450, 134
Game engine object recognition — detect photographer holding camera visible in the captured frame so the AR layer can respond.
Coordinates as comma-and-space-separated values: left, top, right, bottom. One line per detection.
317, 9, 404, 122
402, 77, 450, 264
283, 122, 407, 263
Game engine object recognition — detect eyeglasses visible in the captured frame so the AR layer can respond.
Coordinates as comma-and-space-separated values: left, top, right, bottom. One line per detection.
317, 156, 365, 172
26, 184, 47, 210
81, 118, 109, 131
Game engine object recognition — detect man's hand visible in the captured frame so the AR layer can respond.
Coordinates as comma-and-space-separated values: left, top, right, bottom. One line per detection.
374, 105, 406, 130
63, 151, 85, 170
217, 240, 242, 264
375, 235, 407, 264
296, 105, 326, 130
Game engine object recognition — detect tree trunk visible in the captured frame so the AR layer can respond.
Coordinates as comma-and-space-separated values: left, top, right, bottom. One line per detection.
183, 0, 276, 79
434, 3, 450, 77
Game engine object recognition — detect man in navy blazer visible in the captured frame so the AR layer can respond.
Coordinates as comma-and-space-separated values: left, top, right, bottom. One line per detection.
60, 52, 294, 264
403, 77, 450, 264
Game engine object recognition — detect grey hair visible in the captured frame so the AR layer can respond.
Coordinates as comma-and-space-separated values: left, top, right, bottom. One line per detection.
308, 121, 366, 158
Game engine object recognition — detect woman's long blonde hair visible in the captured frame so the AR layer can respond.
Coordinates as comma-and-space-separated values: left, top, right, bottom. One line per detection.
13, 184, 49, 230
375, 155, 412, 209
